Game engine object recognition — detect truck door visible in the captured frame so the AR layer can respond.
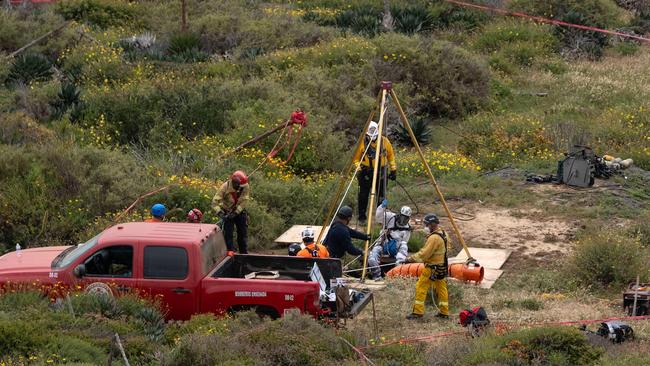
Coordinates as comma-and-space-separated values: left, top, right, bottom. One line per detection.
138, 245, 198, 320
81, 244, 138, 295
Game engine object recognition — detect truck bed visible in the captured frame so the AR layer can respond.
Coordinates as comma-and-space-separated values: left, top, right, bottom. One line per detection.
211, 254, 343, 289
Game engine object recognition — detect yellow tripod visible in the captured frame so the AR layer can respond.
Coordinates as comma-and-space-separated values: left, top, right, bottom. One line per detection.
316, 82, 474, 281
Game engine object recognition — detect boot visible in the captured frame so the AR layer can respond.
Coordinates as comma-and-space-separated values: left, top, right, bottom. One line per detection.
406, 313, 423, 320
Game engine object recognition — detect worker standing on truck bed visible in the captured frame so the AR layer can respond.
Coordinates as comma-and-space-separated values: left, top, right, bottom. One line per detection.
145, 203, 167, 222
324, 206, 370, 259
405, 213, 450, 320
352, 121, 397, 223
297, 227, 329, 258
368, 199, 412, 280
212, 170, 250, 254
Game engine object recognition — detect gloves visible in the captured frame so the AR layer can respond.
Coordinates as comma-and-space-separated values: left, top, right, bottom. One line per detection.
365, 234, 371, 241
388, 170, 396, 181
381, 199, 388, 208
226, 211, 238, 220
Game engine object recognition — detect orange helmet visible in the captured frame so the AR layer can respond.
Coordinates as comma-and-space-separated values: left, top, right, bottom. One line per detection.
231, 170, 248, 185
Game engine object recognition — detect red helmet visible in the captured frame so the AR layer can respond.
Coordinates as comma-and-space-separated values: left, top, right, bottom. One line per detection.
187, 208, 203, 223
231, 170, 248, 185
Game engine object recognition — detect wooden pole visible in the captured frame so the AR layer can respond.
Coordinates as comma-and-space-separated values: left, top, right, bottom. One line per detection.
389, 88, 473, 260
315, 91, 381, 245
361, 89, 388, 280
230, 120, 289, 155
9, 22, 70, 58
181, 0, 188, 32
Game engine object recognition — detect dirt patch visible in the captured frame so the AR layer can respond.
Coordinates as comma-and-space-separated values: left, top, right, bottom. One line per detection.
412, 203, 579, 268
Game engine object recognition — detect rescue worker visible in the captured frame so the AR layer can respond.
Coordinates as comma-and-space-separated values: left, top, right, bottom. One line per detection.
353, 121, 397, 223
145, 203, 166, 222
187, 208, 203, 223
405, 213, 450, 320
368, 199, 412, 280
287, 243, 302, 256
296, 227, 329, 258
323, 206, 371, 259
212, 170, 250, 254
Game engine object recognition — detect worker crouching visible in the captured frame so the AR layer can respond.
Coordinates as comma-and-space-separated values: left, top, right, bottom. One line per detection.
368, 199, 412, 280
297, 227, 329, 258
406, 213, 450, 320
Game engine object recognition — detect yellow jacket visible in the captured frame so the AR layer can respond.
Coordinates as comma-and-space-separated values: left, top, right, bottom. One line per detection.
410, 228, 448, 265
353, 136, 397, 171
211, 181, 250, 214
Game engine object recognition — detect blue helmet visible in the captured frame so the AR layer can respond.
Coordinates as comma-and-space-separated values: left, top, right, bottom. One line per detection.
151, 203, 167, 218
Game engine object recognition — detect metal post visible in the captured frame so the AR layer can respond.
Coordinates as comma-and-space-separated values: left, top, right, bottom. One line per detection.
361, 88, 388, 280
389, 88, 473, 260
633, 275, 640, 316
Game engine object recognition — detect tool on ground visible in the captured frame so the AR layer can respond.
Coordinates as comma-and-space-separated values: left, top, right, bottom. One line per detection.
596, 321, 634, 343
459, 306, 490, 337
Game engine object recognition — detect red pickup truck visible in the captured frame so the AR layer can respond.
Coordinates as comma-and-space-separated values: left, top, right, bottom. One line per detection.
0, 222, 371, 320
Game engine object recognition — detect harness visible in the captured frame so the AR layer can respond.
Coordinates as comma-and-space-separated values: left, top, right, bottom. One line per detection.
426, 230, 449, 280
382, 216, 411, 257
228, 185, 245, 210
363, 136, 387, 169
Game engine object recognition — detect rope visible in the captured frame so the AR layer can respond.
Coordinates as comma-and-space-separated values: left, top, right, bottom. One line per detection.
358, 314, 650, 350
444, 0, 650, 43
394, 179, 419, 215
249, 120, 290, 177
343, 262, 397, 274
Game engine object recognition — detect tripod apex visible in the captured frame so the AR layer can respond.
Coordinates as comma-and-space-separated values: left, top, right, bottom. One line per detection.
380, 81, 392, 90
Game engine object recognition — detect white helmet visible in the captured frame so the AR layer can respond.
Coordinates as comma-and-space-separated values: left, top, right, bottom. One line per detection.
301, 227, 315, 242
366, 121, 379, 141
400, 206, 412, 217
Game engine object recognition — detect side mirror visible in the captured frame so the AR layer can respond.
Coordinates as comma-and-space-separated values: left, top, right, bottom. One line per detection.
73, 264, 86, 278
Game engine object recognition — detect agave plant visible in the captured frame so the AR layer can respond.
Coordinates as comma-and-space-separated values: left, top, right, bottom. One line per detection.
137, 307, 166, 341
51, 82, 82, 119
392, 5, 435, 34
6, 53, 53, 85
394, 117, 432, 146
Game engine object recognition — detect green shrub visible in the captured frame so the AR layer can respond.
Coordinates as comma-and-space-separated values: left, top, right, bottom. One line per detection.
6, 54, 53, 85
0, 112, 55, 145
394, 117, 431, 146
0, 143, 154, 249
167, 33, 209, 63
46, 336, 105, 363
570, 228, 648, 288
428, 2, 490, 30
336, 4, 382, 36
50, 82, 82, 119
55, 0, 138, 29
164, 314, 353, 366
0, 319, 45, 356
462, 326, 603, 365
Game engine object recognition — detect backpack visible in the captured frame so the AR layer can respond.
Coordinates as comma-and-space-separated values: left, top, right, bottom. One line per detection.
382, 239, 399, 257
459, 306, 489, 327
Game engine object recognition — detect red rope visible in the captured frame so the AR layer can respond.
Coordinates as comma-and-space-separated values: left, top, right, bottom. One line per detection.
358, 314, 650, 350
444, 0, 650, 43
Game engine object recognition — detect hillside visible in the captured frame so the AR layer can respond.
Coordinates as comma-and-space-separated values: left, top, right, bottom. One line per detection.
1, 0, 649, 365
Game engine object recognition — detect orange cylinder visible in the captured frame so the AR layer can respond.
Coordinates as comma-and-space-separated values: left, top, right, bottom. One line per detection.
448, 262, 484, 283
386, 263, 424, 278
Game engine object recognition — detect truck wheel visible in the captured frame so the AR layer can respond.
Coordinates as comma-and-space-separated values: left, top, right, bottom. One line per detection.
85, 282, 114, 299
255, 306, 280, 320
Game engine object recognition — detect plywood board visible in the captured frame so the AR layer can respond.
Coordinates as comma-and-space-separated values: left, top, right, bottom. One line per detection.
275, 225, 329, 244
452, 247, 512, 270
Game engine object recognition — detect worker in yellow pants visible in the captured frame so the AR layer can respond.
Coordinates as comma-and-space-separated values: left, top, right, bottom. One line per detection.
405, 213, 450, 319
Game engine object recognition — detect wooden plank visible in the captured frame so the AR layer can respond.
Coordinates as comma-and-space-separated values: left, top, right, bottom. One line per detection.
275, 225, 329, 244
452, 247, 512, 270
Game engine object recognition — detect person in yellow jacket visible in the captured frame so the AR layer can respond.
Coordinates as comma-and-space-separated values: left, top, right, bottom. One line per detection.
212, 170, 250, 254
352, 121, 397, 222
405, 213, 450, 320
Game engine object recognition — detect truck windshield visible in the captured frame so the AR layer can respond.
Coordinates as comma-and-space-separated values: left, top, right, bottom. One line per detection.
52, 234, 101, 269
200, 233, 225, 276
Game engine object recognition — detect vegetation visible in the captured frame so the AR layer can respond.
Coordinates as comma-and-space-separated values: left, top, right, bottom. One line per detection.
0, 0, 649, 363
